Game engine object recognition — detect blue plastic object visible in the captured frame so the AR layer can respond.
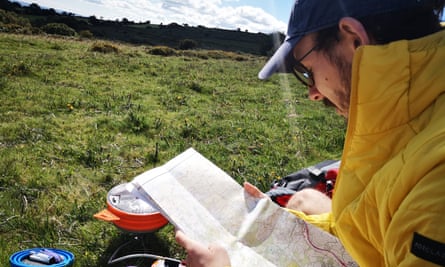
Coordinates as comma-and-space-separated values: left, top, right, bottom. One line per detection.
10, 248, 74, 267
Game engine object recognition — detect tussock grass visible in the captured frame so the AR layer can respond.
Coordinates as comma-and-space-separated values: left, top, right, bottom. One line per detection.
0, 33, 345, 266
90, 41, 121, 54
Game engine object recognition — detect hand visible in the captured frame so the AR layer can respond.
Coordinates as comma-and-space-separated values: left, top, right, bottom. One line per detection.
285, 188, 332, 214
244, 181, 331, 214
175, 230, 231, 267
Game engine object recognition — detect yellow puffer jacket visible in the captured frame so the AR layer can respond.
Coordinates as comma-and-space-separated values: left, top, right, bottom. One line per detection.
292, 30, 445, 266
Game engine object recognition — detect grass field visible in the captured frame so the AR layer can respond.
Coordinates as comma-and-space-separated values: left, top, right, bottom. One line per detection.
0, 33, 345, 266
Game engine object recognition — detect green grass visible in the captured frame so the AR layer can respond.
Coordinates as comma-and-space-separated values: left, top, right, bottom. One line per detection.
0, 33, 346, 266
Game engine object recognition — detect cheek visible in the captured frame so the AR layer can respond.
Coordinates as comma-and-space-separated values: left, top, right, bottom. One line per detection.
315, 63, 342, 91
313, 58, 335, 84
314, 74, 335, 96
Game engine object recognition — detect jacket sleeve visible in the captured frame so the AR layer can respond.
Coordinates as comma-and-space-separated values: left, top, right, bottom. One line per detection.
284, 209, 337, 236
384, 164, 445, 266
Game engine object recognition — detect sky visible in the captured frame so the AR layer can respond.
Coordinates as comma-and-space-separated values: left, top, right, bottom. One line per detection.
18, 0, 295, 33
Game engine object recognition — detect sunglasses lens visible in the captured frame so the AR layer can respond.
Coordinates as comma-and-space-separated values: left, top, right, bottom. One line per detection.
293, 64, 314, 87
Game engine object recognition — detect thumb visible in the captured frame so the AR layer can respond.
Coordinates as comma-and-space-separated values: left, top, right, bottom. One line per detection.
243, 182, 265, 198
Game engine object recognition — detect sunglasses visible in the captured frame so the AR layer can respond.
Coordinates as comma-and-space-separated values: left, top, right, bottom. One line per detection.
292, 45, 317, 87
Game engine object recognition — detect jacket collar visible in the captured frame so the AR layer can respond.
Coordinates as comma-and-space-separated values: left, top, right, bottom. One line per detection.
347, 30, 445, 137
335, 29, 445, 209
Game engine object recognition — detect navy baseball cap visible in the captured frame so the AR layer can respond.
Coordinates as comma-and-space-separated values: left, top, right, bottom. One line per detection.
258, 0, 437, 80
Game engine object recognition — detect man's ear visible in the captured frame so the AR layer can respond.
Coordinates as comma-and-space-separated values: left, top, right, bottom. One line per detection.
338, 17, 371, 50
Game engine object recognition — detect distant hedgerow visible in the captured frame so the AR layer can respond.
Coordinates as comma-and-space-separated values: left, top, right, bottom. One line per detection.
41, 23, 76, 36
0, 9, 33, 34
178, 39, 198, 50
79, 30, 94, 39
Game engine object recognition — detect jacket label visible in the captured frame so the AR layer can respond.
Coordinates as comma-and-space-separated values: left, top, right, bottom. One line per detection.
411, 232, 445, 266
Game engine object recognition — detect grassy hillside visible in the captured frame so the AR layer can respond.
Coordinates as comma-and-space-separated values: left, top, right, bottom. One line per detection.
0, 33, 345, 266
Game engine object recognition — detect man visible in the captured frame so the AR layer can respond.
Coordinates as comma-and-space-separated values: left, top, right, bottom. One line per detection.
176, 0, 445, 266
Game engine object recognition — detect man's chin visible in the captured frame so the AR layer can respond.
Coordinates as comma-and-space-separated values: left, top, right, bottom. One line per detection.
323, 99, 349, 118
336, 108, 349, 118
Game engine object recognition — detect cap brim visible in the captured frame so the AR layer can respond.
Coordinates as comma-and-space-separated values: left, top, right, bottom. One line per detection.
258, 36, 301, 80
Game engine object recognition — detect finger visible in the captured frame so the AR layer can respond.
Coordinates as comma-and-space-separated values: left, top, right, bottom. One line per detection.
243, 182, 265, 198
175, 230, 189, 248
175, 230, 202, 251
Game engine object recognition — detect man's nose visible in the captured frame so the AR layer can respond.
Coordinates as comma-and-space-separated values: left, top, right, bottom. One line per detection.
308, 86, 323, 101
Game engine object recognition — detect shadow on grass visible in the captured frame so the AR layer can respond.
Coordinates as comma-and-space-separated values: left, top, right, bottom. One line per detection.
99, 231, 177, 267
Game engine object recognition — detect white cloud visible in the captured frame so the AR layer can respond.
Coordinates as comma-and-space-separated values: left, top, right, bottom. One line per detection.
160, 0, 286, 32
85, 0, 285, 32
22, 0, 287, 33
